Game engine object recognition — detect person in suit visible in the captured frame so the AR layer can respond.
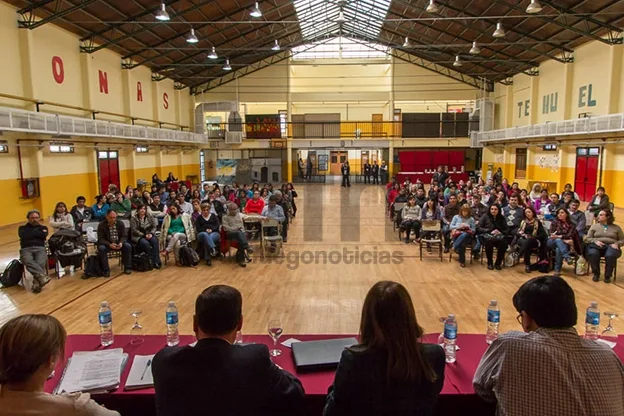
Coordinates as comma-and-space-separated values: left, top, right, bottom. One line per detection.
153, 285, 304, 416
323, 281, 445, 416
97, 209, 132, 277
372, 161, 380, 185
363, 161, 371, 184
341, 161, 351, 188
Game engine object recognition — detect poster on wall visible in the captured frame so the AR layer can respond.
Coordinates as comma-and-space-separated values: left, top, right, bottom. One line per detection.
216, 159, 236, 184
318, 155, 328, 171
245, 114, 281, 139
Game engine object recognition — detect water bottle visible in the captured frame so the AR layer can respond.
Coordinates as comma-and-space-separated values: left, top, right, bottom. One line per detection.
585, 301, 600, 340
486, 300, 500, 344
98, 301, 114, 347
443, 314, 458, 363
166, 301, 180, 347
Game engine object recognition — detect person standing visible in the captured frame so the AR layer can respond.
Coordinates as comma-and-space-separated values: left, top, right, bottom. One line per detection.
379, 160, 388, 185
298, 157, 305, 180
363, 160, 371, 184
341, 161, 351, 188
372, 161, 379, 185
306, 156, 313, 179
18, 210, 50, 293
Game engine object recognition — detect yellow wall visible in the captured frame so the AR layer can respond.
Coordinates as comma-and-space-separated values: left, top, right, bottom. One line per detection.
511, 74, 532, 126
536, 59, 565, 123
0, 2, 24, 107
572, 41, 610, 117
393, 60, 479, 101
87, 49, 124, 119
199, 63, 289, 102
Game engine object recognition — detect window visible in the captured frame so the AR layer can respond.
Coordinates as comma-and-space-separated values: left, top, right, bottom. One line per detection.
515, 149, 527, 179
135, 146, 149, 153
292, 37, 389, 60
50, 143, 74, 153
98, 150, 118, 159
0, 141, 8, 153
543, 144, 557, 151
200, 150, 205, 182
279, 110, 287, 138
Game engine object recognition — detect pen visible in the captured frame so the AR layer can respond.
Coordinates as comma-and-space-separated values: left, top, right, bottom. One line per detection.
140, 359, 152, 381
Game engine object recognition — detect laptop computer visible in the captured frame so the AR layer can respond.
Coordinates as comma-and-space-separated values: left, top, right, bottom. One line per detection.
291, 337, 358, 372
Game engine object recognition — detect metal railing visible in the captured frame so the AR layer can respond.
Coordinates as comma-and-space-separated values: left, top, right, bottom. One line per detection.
0, 106, 206, 144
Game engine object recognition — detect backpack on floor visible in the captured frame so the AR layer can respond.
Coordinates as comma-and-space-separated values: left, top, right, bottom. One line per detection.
179, 246, 200, 267
0, 260, 24, 287
132, 253, 153, 272
83, 255, 103, 278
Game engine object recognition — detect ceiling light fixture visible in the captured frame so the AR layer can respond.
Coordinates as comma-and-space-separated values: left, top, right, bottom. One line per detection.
403, 37, 412, 47
155, 2, 170, 21
493, 22, 506, 38
526, 0, 543, 14
250, 2, 262, 18
271, 39, 280, 51
426, 0, 440, 13
453, 55, 462, 67
186, 28, 198, 43
469, 41, 481, 54
207, 47, 218, 59
336, 9, 346, 23
223, 59, 232, 71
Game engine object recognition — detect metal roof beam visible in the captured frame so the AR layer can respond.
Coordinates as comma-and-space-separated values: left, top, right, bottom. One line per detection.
541, 0, 622, 37
18, 0, 101, 29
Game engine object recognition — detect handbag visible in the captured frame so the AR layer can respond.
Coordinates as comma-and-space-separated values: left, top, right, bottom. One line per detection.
575, 255, 589, 276
482, 233, 505, 243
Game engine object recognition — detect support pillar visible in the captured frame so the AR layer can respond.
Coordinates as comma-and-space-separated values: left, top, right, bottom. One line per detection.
529, 76, 539, 124
17, 29, 36, 111
607, 44, 623, 114
561, 63, 575, 119
286, 141, 293, 182
504, 85, 514, 128
389, 143, 394, 177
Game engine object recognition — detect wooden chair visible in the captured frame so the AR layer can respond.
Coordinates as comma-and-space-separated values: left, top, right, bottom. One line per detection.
419, 220, 443, 262
261, 218, 283, 258
393, 202, 406, 239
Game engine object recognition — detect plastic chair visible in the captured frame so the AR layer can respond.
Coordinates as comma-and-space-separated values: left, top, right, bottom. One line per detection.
419, 220, 443, 262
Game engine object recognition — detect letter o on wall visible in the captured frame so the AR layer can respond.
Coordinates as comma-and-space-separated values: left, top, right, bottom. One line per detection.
52, 56, 64, 84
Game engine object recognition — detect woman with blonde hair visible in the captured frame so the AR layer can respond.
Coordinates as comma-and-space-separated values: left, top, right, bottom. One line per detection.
450, 204, 476, 268
0, 314, 119, 416
324, 281, 445, 415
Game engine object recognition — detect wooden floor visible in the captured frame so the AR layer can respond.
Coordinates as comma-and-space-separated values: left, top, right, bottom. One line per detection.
1, 184, 623, 338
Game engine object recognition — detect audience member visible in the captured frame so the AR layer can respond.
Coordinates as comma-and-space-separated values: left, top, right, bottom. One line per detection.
502, 194, 523, 237
533, 189, 550, 214
176, 193, 193, 215
142, 191, 152, 206
18, 210, 50, 293
165, 172, 177, 183
400, 196, 422, 244
442, 195, 459, 253
587, 186, 610, 216
560, 183, 580, 201
110, 192, 131, 219
528, 183, 541, 201
148, 194, 168, 220
245, 191, 265, 215
97, 210, 132, 277
0, 314, 120, 416
222, 203, 254, 267
237, 189, 249, 212
152, 173, 163, 188
160, 204, 195, 265
165, 191, 177, 207
474, 275, 624, 416
286, 183, 298, 217
450, 205, 476, 267
324, 281, 444, 416
273, 191, 290, 243
585, 209, 623, 283
151, 285, 304, 415
414, 188, 427, 208
70, 196, 92, 232
514, 206, 547, 273
567, 199, 586, 237
92, 195, 109, 222
191, 199, 201, 223
130, 204, 161, 269
547, 208, 581, 277
477, 204, 508, 270
195, 203, 221, 266
49, 202, 75, 232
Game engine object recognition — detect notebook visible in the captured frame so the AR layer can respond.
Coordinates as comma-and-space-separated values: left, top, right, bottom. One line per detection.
124, 354, 155, 391
55, 349, 128, 394
291, 337, 357, 372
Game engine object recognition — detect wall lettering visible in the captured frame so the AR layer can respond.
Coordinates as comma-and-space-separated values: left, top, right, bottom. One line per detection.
578, 84, 596, 108
516, 99, 530, 118
163, 92, 169, 109
52, 56, 64, 84
137, 82, 143, 102
542, 92, 558, 114
98, 70, 109, 94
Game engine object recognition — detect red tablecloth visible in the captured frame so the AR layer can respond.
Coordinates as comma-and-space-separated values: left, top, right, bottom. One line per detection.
45, 333, 624, 415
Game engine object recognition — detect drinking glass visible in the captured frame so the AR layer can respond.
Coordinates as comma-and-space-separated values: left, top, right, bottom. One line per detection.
601, 312, 618, 346
267, 319, 284, 357
130, 310, 144, 345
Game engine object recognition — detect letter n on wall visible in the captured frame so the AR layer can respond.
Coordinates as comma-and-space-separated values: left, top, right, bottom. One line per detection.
98, 70, 109, 94
137, 82, 143, 102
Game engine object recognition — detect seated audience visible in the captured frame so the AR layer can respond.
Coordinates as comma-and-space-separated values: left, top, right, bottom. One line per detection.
533, 189, 550, 212
110, 192, 131, 219
324, 281, 445, 416
473, 275, 624, 416
260, 188, 270, 204
587, 186, 610, 216
158, 185, 170, 204
222, 203, 254, 267
245, 191, 265, 215
0, 314, 120, 416
196, 203, 221, 266
49, 202, 75, 232
450, 205, 476, 267
567, 199, 586, 238
165, 172, 177, 183
191, 199, 201, 223
477, 204, 508, 270
470, 193, 487, 222
91, 195, 109, 222
514, 206, 547, 273
560, 191, 573, 209
176, 193, 193, 215
200, 183, 211, 199
152, 173, 163, 188
142, 191, 152, 206
546, 192, 564, 215
18, 210, 50, 294
585, 209, 623, 283
160, 204, 195, 265
507, 182, 520, 197
414, 187, 427, 208
179, 184, 191, 202
273, 191, 291, 242
192, 190, 201, 203
442, 195, 459, 253
70, 196, 93, 232
495, 190, 507, 208
165, 191, 177, 207
124, 185, 134, 200
130, 204, 161, 269
502, 194, 523, 236
518, 189, 531, 207
148, 194, 168, 220
560, 183, 580, 201
153, 285, 304, 416
547, 208, 581, 277
97, 210, 132, 276
400, 196, 422, 244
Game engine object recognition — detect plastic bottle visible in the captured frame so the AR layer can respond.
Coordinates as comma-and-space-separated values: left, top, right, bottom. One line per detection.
584, 301, 600, 341
486, 300, 500, 344
443, 314, 458, 363
98, 301, 114, 347
166, 301, 180, 347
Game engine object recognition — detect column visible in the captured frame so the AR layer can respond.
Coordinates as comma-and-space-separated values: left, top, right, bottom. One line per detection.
126, 149, 137, 187
121, 69, 132, 118
529, 76, 539, 124
152, 80, 161, 124
606, 43, 622, 114
177, 150, 184, 179
561, 62, 575, 119
17, 30, 36, 111
504, 85, 514, 128
389, 142, 394, 177
286, 141, 293, 182
89, 149, 100, 197
80, 53, 94, 117
156, 147, 164, 178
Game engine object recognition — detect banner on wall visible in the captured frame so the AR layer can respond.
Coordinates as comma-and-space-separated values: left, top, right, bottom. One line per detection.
245, 114, 281, 139
216, 159, 236, 184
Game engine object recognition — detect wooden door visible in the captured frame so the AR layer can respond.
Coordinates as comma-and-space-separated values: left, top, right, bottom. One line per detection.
330, 151, 347, 175
98, 150, 119, 194
574, 148, 599, 201
372, 114, 383, 137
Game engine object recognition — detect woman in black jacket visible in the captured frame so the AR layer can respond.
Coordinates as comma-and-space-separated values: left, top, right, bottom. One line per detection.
324, 281, 445, 416
515, 206, 547, 273
477, 204, 509, 270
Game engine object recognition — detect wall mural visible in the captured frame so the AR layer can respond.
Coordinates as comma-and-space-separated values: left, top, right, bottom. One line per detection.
216, 159, 236, 184
535, 154, 560, 172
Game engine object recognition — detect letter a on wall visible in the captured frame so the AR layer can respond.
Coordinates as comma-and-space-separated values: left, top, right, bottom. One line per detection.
52, 56, 64, 84
137, 82, 143, 102
98, 70, 109, 94
163, 92, 169, 109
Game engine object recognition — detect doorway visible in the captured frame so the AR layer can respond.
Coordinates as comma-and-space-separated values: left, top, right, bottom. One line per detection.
98, 150, 120, 194
574, 147, 600, 201
330, 151, 348, 175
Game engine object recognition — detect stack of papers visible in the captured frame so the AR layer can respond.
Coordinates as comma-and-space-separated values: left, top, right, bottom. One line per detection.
124, 354, 155, 391
55, 349, 127, 394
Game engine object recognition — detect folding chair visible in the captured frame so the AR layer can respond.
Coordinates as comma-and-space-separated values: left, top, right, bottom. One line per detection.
392, 202, 406, 235
419, 220, 443, 262
261, 218, 283, 258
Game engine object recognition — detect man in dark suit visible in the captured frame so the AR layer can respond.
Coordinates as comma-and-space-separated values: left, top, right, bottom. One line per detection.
363, 161, 371, 184
153, 285, 304, 416
372, 160, 380, 184
97, 209, 132, 277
